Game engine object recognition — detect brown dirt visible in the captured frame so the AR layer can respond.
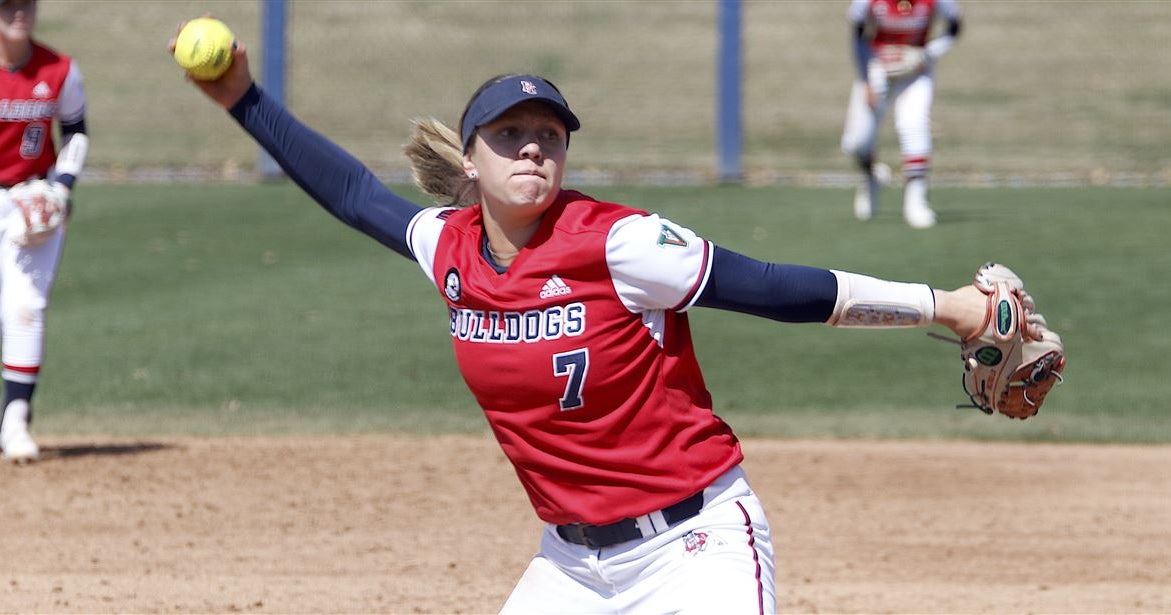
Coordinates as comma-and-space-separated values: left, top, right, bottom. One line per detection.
2, 435, 1168, 614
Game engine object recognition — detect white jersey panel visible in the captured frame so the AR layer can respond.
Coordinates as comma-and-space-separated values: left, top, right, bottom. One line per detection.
848, 0, 870, 24
605, 213, 711, 313
58, 60, 86, 124
406, 207, 455, 286
937, 0, 962, 21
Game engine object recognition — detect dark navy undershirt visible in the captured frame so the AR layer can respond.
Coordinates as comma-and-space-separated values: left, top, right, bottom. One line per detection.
698, 248, 836, 323
228, 84, 836, 323
229, 84, 421, 258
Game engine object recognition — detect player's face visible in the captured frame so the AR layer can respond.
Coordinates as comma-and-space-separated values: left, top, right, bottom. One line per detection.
465, 101, 567, 217
0, 0, 36, 41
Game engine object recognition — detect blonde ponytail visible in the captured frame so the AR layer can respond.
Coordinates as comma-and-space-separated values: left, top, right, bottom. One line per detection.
403, 118, 478, 207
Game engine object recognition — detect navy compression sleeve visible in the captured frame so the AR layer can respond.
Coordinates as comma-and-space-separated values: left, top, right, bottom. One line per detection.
947, 16, 962, 38
228, 84, 423, 258
695, 245, 838, 323
852, 23, 870, 81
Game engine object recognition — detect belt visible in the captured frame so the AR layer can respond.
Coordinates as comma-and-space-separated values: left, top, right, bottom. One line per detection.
555, 491, 704, 549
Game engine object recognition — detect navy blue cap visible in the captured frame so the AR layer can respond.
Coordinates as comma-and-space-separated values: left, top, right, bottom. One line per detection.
460, 75, 580, 151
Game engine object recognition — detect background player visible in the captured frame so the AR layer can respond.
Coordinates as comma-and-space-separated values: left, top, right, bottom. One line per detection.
840, 0, 963, 228
175, 31, 1000, 613
0, 0, 89, 463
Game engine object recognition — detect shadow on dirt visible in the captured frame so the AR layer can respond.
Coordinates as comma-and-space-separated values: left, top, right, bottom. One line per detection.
38, 442, 176, 461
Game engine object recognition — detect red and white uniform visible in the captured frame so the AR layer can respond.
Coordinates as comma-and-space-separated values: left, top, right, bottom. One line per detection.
231, 81, 779, 613
0, 42, 84, 185
841, 0, 962, 180
0, 42, 86, 385
860, 0, 946, 48
408, 190, 773, 613
410, 190, 742, 525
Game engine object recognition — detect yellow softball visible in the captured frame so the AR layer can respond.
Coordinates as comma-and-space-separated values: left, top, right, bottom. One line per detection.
173, 17, 235, 81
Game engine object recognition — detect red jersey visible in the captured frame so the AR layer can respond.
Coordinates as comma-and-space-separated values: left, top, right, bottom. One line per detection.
850, 0, 961, 48
0, 42, 84, 186
407, 190, 742, 525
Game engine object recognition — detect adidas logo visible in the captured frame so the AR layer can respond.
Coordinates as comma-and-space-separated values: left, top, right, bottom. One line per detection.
539, 275, 572, 299
32, 82, 51, 98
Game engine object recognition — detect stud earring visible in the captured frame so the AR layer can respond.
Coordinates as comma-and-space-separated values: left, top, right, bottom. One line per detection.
468, 170, 478, 179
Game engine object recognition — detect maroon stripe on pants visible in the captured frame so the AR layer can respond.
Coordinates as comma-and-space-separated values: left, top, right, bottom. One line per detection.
735, 500, 765, 615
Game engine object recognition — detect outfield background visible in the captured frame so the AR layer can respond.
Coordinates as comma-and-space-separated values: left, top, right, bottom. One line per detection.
39, 1, 1171, 184
24, 2, 1170, 443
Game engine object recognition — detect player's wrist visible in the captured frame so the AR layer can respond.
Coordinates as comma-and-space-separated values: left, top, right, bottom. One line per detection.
924, 36, 956, 63
52, 175, 75, 194
932, 286, 984, 340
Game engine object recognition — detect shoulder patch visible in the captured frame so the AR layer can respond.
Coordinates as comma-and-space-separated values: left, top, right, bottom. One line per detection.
444, 268, 462, 302
657, 223, 688, 248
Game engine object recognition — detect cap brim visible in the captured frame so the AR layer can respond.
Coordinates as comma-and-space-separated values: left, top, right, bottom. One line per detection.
462, 76, 580, 150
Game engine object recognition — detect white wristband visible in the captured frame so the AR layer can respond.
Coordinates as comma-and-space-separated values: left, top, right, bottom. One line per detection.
866, 59, 889, 94
827, 270, 935, 328
54, 132, 89, 178
925, 35, 956, 62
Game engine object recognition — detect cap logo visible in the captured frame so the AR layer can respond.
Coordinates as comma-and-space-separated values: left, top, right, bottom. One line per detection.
521, 80, 538, 95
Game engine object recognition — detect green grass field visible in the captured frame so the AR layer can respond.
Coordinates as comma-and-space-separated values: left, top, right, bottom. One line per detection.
34, 182, 1171, 443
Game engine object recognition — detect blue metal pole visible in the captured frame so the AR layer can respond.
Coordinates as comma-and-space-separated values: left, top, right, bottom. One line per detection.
259, 0, 287, 180
717, 0, 743, 183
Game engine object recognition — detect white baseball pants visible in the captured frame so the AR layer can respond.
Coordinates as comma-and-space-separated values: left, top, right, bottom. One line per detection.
0, 194, 66, 384
500, 465, 776, 614
841, 68, 936, 177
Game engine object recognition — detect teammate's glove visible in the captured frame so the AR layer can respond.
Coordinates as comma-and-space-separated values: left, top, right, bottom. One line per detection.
7, 179, 70, 247
936, 263, 1066, 419
875, 44, 927, 80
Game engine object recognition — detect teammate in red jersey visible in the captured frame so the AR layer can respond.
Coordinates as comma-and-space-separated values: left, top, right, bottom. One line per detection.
0, 0, 89, 463
841, 0, 962, 228
176, 33, 994, 613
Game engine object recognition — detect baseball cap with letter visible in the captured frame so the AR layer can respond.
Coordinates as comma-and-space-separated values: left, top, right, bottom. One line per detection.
459, 74, 581, 151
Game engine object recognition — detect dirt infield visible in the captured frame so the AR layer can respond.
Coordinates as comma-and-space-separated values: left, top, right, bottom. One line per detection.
2, 435, 1168, 614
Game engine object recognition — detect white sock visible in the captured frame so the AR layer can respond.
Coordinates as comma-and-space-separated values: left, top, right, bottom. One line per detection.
905, 177, 929, 208
1, 399, 30, 438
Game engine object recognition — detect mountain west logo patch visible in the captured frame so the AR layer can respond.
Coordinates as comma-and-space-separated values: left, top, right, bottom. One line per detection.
657, 223, 688, 248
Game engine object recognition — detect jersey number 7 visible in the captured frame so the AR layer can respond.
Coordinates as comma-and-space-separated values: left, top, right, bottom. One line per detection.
552, 348, 589, 411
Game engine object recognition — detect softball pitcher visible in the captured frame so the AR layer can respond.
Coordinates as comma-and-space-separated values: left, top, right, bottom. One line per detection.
176, 32, 998, 613
841, 0, 963, 228
0, 0, 89, 463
